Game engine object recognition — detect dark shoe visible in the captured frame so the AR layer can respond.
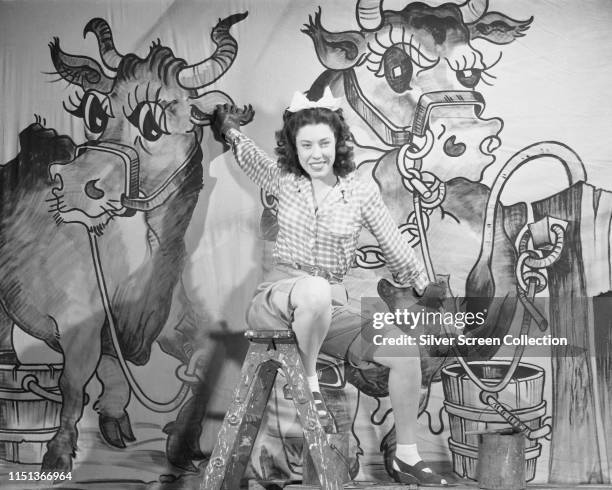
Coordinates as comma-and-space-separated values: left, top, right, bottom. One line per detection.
392, 457, 450, 486
312, 391, 334, 430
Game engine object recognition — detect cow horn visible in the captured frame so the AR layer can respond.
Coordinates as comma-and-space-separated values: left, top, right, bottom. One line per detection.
178, 12, 247, 90
83, 18, 123, 70
459, 0, 488, 24
356, 0, 383, 31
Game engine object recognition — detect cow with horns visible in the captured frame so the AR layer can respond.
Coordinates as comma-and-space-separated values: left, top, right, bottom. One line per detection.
296, 1, 537, 476
0, 13, 252, 472
302, 0, 533, 352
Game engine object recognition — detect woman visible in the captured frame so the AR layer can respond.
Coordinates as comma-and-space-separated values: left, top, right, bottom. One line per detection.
212, 89, 448, 486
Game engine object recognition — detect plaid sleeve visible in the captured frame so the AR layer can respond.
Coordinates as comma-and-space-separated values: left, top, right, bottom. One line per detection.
361, 181, 429, 290
226, 128, 281, 195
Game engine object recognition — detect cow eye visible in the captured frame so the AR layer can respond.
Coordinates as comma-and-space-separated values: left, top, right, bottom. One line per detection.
382, 46, 413, 93
64, 90, 113, 135
126, 101, 168, 142
456, 68, 482, 88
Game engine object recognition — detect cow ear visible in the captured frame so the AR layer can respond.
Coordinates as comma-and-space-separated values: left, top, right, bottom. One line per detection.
189, 90, 235, 126
302, 8, 367, 70
468, 12, 533, 45
49, 37, 114, 92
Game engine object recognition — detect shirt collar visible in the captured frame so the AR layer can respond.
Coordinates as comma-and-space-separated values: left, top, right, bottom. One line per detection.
337, 173, 353, 202
295, 172, 354, 206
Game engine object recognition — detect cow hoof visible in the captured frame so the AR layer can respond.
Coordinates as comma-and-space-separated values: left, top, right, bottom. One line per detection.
164, 421, 206, 472
99, 413, 136, 448
41, 451, 72, 473
170, 458, 199, 473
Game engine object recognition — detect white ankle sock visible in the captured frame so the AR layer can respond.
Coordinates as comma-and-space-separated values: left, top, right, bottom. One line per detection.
394, 443, 431, 472
306, 374, 320, 393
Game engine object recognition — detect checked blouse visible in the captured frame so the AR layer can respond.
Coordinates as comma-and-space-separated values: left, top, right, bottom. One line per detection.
227, 128, 429, 290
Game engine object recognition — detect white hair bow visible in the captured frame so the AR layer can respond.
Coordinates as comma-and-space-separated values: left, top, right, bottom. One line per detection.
286, 87, 341, 113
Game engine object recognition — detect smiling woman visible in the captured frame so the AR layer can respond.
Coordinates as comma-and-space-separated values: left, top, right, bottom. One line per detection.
211, 89, 450, 486
3, 0, 611, 486
295, 124, 336, 184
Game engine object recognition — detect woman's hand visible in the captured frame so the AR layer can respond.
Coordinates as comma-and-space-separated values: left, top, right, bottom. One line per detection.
415, 280, 447, 309
212, 104, 255, 142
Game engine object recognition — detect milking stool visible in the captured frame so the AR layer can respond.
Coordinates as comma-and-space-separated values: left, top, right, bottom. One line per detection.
200, 329, 345, 490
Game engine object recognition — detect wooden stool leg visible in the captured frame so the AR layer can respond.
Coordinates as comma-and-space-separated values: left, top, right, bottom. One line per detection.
201, 344, 278, 490
277, 344, 343, 490
302, 432, 350, 485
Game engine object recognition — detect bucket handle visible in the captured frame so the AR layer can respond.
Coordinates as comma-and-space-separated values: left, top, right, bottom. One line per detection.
481, 391, 551, 441
22, 375, 62, 403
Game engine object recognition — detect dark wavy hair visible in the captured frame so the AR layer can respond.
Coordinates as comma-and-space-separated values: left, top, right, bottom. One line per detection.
274, 107, 355, 178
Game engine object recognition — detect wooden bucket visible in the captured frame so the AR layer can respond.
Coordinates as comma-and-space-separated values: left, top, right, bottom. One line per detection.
0, 351, 62, 464
441, 361, 544, 482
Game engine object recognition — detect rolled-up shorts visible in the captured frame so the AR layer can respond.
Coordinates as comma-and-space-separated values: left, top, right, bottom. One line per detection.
245, 264, 394, 369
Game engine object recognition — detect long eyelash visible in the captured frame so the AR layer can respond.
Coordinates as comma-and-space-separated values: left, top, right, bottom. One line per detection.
480, 69, 497, 86
45, 71, 70, 84
366, 28, 438, 75
446, 58, 462, 71
62, 90, 83, 113
483, 51, 503, 71
367, 41, 385, 57
365, 52, 384, 77
412, 40, 438, 69
45, 70, 80, 88
124, 83, 169, 135
374, 31, 389, 50
416, 41, 423, 67
482, 69, 497, 80
475, 51, 502, 86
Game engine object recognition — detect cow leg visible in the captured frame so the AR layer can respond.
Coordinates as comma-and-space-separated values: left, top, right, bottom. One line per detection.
42, 318, 102, 472
161, 397, 206, 467
163, 359, 215, 472
94, 354, 135, 448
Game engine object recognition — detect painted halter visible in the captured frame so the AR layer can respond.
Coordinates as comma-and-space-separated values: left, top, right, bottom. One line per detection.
74, 133, 200, 217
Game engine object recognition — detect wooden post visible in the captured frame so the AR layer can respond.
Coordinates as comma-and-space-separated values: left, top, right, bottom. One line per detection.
0, 306, 15, 353
533, 182, 611, 484
477, 432, 526, 490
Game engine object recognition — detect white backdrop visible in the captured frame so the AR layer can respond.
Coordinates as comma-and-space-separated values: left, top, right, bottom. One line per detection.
1, 0, 612, 486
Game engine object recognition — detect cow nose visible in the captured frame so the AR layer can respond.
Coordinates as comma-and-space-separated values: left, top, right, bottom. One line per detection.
443, 135, 467, 157
85, 179, 105, 200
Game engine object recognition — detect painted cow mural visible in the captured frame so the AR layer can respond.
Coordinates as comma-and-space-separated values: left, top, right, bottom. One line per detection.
253, 0, 590, 482
0, 13, 252, 472
302, 0, 536, 344
2, 1, 610, 486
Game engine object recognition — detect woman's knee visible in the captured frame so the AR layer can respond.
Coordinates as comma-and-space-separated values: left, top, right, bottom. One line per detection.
290, 276, 332, 314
